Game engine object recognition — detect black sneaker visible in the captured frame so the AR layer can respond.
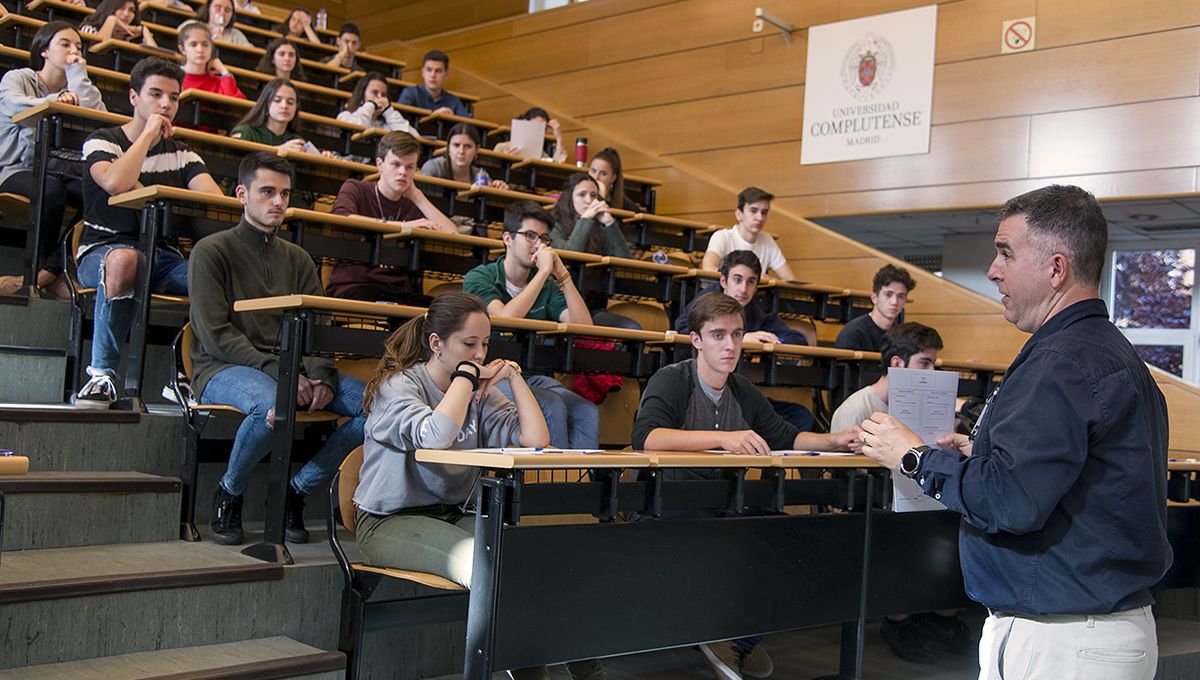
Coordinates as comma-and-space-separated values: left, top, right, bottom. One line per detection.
919, 612, 975, 655
285, 485, 310, 544
211, 486, 244, 545
74, 372, 117, 410
880, 617, 936, 664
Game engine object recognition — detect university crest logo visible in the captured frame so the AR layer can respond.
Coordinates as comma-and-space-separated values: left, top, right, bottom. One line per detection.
841, 32, 894, 100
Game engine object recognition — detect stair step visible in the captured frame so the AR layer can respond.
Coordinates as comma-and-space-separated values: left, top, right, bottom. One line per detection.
0, 540, 282, 605
0, 636, 345, 679
0, 346, 64, 403
1159, 616, 1200, 679
0, 408, 186, 477
0, 472, 182, 550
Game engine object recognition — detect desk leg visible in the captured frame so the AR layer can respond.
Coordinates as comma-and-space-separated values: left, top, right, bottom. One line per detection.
115, 200, 163, 411
242, 310, 304, 565
816, 473, 875, 680
23, 115, 54, 293
464, 475, 513, 680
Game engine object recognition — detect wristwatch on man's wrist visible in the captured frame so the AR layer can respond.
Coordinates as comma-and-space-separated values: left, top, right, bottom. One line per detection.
899, 445, 932, 478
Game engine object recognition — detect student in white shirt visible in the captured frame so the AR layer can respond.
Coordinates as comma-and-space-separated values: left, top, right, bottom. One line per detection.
701, 186, 795, 281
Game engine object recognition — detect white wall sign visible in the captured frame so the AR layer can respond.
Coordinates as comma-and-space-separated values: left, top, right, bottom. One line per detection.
1001, 16, 1036, 54
800, 5, 938, 165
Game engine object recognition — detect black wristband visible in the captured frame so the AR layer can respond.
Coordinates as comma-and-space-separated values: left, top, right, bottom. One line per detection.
451, 370, 480, 390
455, 360, 480, 379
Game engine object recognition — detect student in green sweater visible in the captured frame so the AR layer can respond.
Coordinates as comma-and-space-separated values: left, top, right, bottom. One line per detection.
188, 151, 366, 547
229, 78, 334, 157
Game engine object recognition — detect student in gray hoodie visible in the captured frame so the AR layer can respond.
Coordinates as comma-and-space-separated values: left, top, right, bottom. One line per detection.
356, 292, 606, 680
0, 21, 106, 295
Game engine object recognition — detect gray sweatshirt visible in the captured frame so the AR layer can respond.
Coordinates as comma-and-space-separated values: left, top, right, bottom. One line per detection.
0, 63, 106, 187
355, 362, 524, 514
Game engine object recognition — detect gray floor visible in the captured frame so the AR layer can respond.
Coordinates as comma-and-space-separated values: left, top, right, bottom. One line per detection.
427, 622, 981, 679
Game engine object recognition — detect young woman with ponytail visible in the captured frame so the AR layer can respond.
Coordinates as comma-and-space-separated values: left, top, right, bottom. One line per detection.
355, 291, 547, 586
355, 292, 604, 679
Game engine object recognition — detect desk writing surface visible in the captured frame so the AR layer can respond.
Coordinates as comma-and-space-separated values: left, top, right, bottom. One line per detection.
584, 256, 689, 276
177, 90, 361, 131
767, 343, 862, 360
490, 316, 560, 333
537, 323, 667, 344
232, 294, 427, 318
277, 150, 371, 173
1168, 458, 1200, 473
419, 111, 500, 130
379, 226, 503, 249
456, 185, 555, 205
229, 66, 349, 99
626, 213, 709, 230
937, 358, 1009, 374
415, 449, 653, 470
641, 451, 879, 469
108, 185, 243, 211
12, 100, 126, 127
759, 280, 845, 295
351, 127, 446, 150
284, 208, 409, 235
89, 39, 182, 61
26, 0, 91, 14
391, 102, 435, 117
142, 22, 267, 56
507, 157, 661, 187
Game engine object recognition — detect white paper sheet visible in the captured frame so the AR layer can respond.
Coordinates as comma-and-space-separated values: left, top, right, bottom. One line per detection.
509, 118, 547, 159
888, 367, 959, 512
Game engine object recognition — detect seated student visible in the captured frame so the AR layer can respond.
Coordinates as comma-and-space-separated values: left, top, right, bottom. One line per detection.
73, 57, 223, 408
79, 0, 157, 46
398, 50, 471, 118
229, 78, 334, 156
834, 264, 916, 352
493, 107, 565, 163
547, 173, 641, 331
337, 73, 417, 135
256, 38, 307, 83
355, 291, 606, 680
329, 131, 455, 303
325, 22, 362, 70
588, 147, 639, 212
189, 152, 366, 546
196, 0, 252, 48
827, 322, 970, 663
549, 173, 629, 257
277, 7, 320, 44
701, 187, 795, 281
420, 122, 507, 188
464, 200, 600, 450
0, 22, 106, 297
674, 250, 813, 431
632, 291, 861, 680
177, 21, 246, 99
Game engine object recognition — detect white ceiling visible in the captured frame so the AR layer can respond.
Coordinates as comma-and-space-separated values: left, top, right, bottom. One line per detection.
811, 196, 1200, 250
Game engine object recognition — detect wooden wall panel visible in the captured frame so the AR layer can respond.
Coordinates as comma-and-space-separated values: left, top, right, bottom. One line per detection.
667, 117, 1030, 198
1157, 375, 1200, 454
933, 29, 1200, 125
1028, 98, 1200, 178
907, 312, 1025, 361
346, 0, 525, 44
1037, 0, 1200, 50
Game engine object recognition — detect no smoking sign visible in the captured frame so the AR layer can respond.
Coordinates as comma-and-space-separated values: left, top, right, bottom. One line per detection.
1001, 16, 1036, 54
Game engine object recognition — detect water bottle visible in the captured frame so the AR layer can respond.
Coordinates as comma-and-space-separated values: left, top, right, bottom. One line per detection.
474, 168, 490, 186
315, 8, 327, 31
575, 137, 588, 167
212, 11, 225, 39
652, 250, 670, 265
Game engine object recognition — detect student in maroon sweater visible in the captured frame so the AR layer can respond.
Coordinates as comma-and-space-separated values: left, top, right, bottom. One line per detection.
328, 131, 456, 304
177, 21, 244, 99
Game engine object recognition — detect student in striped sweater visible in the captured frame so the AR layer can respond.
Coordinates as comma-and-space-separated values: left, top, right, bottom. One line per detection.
73, 57, 223, 409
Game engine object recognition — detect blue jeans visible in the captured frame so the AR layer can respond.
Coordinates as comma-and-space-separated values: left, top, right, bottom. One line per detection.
200, 365, 366, 497
769, 398, 815, 433
497, 374, 598, 449
76, 244, 188, 376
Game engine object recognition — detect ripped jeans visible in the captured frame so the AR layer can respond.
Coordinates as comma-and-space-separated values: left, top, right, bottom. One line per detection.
76, 244, 188, 377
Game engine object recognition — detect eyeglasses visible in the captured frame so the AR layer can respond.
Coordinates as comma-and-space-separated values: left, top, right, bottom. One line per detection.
511, 230, 551, 245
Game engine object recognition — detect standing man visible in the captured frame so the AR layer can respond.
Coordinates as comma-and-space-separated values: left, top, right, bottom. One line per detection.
835, 264, 916, 352
189, 152, 367, 546
862, 185, 1170, 680
700, 187, 795, 281
464, 200, 599, 450
398, 50, 471, 118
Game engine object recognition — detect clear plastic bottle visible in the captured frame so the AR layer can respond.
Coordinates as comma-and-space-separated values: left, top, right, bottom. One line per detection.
315, 8, 327, 31
474, 168, 491, 186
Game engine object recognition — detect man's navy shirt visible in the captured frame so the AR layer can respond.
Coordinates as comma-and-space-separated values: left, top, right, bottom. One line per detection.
915, 299, 1171, 615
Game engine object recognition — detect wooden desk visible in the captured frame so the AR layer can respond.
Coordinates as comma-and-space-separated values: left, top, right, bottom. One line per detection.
418, 110, 500, 141
404, 446, 966, 680
176, 89, 371, 157
507, 156, 660, 213
415, 449, 652, 470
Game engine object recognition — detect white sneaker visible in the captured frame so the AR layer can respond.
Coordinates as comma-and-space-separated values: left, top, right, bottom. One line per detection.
161, 377, 197, 407
700, 642, 744, 680
74, 372, 117, 410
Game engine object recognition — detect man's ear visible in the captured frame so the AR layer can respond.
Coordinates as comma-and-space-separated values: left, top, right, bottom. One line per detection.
234, 183, 247, 204
889, 355, 906, 369
689, 331, 702, 352
1049, 252, 1071, 289
718, 275, 728, 292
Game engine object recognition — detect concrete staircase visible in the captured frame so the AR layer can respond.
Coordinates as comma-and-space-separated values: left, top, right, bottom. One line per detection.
0, 294, 348, 678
